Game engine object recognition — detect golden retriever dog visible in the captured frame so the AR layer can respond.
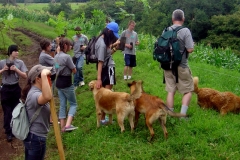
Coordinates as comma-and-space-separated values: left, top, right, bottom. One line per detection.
193, 77, 240, 115
128, 81, 187, 141
89, 80, 142, 132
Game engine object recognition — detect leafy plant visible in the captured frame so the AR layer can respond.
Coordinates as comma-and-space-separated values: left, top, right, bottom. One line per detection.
0, 13, 16, 53
47, 11, 68, 36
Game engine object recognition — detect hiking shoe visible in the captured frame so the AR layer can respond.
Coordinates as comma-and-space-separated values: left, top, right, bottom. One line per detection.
79, 81, 85, 86
64, 125, 78, 132
100, 119, 115, 125
100, 120, 108, 125
7, 134, 12, 142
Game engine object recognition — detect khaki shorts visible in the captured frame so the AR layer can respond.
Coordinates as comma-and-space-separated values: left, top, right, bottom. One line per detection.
164, 66, 194, 94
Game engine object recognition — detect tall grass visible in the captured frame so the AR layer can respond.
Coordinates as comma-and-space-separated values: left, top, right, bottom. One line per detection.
17, 2, 85, 11
190, 43, 240, 72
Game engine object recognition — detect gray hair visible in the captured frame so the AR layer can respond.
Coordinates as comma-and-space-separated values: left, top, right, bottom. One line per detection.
172, 9, 185, 21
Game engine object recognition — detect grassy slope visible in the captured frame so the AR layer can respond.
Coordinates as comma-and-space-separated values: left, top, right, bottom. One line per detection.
47, 51, 240, 160
5, 21, 239, 159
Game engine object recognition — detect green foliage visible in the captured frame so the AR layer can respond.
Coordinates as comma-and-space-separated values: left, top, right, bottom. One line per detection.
203, 12, 240, 54
0, 5, 55, 22
47, 11, 68, 36
189, 43, 240, 72
48, 0, 72, 19
0, 13, 16, 52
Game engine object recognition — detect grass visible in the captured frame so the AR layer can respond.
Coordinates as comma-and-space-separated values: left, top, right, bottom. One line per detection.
43, 51, 240, 160
17, 2, 86, 11
1, 19, 239, 159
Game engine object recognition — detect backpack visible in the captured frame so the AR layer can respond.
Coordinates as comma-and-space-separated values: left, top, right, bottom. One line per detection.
153, 26, 186, 83
84, 36, 99, 65
11, 100, 42, 140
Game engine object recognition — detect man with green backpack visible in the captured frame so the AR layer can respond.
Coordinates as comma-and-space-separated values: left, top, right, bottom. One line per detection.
155, 9, 194, 115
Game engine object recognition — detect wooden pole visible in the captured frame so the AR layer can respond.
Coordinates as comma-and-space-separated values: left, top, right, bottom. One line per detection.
48, 76, 65, 160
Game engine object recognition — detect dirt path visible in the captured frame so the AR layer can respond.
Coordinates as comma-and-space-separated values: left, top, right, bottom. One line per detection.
0, 28, 45, 160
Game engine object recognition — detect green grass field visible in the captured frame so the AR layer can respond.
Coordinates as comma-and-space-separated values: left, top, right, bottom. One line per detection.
1, 18, 240, 159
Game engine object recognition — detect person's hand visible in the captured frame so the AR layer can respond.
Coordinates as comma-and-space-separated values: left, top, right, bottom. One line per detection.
3, 65, 9, 71
96, 79, 102, 89
126, 44, 133, 49
56, 46, 60, 53
41, 69, 51, 76
10, 65, 17, 72
81, 45, 87, 50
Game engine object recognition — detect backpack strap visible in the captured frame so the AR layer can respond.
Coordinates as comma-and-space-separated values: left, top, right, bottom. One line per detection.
29, 106, 43, 125
18, 99, 43, 125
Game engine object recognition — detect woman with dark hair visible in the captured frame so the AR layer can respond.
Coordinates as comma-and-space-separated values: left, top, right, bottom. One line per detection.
39, 39, 56, 90
54, 38, 78, 132
21, 64, 52, 160
0, 44, 28, 142
95, 22, 119, 124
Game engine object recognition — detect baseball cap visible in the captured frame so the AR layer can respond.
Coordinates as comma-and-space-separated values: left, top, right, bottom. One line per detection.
28, 64, 52, 83
106, 22, 119, 38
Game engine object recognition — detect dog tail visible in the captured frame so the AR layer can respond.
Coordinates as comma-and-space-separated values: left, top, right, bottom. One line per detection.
163, 103, 187, 117
193, 77, 199, 93
129, 80, 143, 101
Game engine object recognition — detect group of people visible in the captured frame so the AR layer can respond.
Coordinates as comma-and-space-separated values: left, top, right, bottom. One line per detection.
0, 9, 194, 160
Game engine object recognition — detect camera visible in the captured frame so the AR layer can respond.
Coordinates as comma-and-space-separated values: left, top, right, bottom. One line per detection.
80, 45, 84, 52
6, 61, 14, 75
6, 62, 14, 68
130, 42, 133, 50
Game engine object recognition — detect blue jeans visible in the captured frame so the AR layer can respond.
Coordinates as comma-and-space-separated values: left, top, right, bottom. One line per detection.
74, 55, 84, 86
23, 133, 46, 160
57, 85, 77, 119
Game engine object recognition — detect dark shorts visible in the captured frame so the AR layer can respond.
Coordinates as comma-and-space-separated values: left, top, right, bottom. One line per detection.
101, 66, 116, 87
124, 54, 136, 67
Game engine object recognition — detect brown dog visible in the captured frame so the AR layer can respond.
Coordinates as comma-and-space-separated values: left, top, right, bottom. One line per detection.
128, 81, 187, 141
193, 77, 240, 115
89, 80, 142, 132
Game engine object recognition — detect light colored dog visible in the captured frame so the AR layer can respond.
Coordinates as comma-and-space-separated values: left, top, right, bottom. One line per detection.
89, 80, 142, 132
128, 81, 187, 141
193, 77, 240, 115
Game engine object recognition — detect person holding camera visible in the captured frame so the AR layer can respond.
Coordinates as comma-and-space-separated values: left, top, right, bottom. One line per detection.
21, 64, 52, 160
0, 44, 28, 142
119, 20, 140, 80
72, 26, 88, 89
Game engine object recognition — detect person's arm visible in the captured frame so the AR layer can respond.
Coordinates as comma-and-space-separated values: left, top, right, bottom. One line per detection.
10, 65, 27, 79
72, 68, 77, 74
0, 65, 8, 74
96, 61, 103, 88
135, 33, 139, 45
111, 47, 117, 54
185, 29, 194, 54
187, 48, 194, 53
37, 69, 52, 105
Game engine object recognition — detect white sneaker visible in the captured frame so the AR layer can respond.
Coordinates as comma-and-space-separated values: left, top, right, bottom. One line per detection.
79, 81, 85, 86
127, 76, 131, 80
124, 75, 127, 80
